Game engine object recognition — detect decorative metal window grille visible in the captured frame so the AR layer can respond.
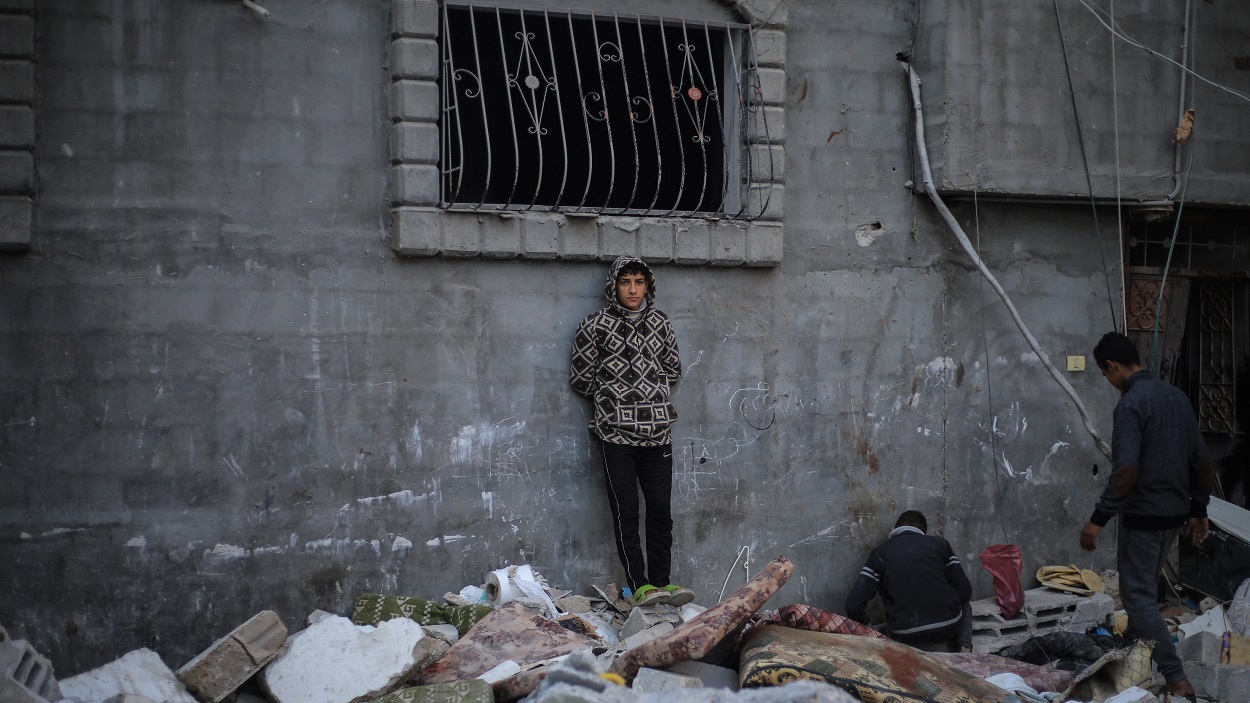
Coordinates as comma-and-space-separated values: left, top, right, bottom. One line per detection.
1197, 281, 1238, 434
439, 2, 772, 219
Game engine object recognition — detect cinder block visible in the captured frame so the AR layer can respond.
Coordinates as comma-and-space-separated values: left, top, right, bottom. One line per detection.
749, 144, 785, 182
481, 214, 520, 259
0, 639, 60, 703
753, 68, 786, 107
520, 214, 560, 259
632, 667, 702, 692
390, 80, 439, 123
390, 122, 439, 164
744, 222, 782, 267
752, 30, 786, 68
441, 211, 481, 258
710, 221, 745, 266
598, 218, 638, 261
674, 220, 710, 265
392, 207, 441, 256
748, 183, 783, 221
0, 60, 32, 102
1177, 631, 1223, 665
176, 611, 287, 703
0, 15, 32, 58
390, 164, 440, 206
0, 194, 30, 250
389, 38, 439, 80
747, 106, 785, 144
1187, 662, 1250, 702
0, 105, 33, 148
0, 150, 30, 190
391, 0, 439, 39
559, 216, 599, 261
1069, 593, 1115, 631
637, 219, 673, 263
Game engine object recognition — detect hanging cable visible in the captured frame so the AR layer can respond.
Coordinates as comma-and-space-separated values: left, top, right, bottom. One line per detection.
902, 61, 1112, 460
1152, 145, 1196, 375
718, 545, 750, 602
974, 188, 1012, 545
1073, 0, 1250, 103
1051, 0, 1120, 333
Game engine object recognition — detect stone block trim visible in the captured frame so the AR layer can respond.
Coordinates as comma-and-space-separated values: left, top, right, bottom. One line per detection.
0, 3, 32, 252
393, 210, 784, 267
387, 0, 785, 266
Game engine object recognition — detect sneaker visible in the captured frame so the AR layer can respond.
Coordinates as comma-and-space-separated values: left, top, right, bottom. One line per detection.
662, 584, 695, 606
632, 584, 671, 606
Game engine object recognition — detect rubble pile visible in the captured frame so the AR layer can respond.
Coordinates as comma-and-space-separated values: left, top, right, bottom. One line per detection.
6, 558, 1250, 703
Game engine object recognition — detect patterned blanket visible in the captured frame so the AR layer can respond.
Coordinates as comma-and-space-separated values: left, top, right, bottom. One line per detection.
351, 594, 494, 636
756, 604, 888, 639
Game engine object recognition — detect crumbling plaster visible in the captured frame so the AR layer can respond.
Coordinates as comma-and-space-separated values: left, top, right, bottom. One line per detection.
1, 0, 1244, 675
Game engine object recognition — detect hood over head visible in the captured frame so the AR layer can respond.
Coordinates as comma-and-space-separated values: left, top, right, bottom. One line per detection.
605, 255, 656, 310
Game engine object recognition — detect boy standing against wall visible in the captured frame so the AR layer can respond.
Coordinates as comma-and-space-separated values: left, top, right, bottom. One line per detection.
570, 256, 694, 607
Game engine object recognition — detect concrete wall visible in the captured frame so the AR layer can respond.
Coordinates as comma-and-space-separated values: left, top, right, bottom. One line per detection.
924, 0, 1250, 204
0, 0, 1237, 675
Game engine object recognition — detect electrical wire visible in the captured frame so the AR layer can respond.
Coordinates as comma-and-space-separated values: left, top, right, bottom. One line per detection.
1051, 0, 1120, 333
718, 545, 750, 602
974, 188, 1012, 545
1152, 145, 1196, 374
1073, 0, 1250, 103
902, 61, 1113, 460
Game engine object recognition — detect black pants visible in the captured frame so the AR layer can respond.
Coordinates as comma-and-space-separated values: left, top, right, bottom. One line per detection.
892, 602, 974, 653
598, 439, 673, 592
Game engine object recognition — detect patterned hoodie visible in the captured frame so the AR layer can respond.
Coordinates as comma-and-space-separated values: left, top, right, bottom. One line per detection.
570, 256, 682, 446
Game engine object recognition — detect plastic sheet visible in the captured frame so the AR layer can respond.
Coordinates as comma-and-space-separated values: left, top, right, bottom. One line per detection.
979, 544, 1024, 619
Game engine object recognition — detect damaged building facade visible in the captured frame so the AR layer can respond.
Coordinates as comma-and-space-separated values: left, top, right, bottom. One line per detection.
2, 0, 1249, 676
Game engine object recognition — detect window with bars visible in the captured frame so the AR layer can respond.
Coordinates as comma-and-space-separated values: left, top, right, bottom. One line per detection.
439, 2, 771, 218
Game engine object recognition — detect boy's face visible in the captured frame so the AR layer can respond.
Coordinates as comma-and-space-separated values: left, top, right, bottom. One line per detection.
616, 271, 647, 310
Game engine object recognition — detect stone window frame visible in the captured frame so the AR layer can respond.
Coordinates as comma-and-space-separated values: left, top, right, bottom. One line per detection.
388, 0, 787, 266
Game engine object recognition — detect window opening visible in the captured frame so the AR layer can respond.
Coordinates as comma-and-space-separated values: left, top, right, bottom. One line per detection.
440, 2, 766, 218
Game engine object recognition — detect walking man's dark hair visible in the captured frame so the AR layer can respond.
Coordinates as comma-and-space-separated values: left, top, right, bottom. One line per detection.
895, 510, 927, 533
1093, 331, 1141, 371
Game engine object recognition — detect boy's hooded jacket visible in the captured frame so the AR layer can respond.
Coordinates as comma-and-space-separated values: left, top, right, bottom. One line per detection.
570, 256, 681, 446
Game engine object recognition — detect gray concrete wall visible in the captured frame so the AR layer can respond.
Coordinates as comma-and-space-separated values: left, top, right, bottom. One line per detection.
925, 0, 1250, 204
0, 0, 1232, 675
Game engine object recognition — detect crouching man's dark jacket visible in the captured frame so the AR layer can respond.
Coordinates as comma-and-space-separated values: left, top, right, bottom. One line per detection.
844, 526, 972, 637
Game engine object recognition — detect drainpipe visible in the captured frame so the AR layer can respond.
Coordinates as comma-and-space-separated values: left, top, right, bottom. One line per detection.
901, 61, 1113, 461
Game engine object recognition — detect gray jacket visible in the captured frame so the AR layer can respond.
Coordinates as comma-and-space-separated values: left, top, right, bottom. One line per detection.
1090, 369, 1214, 530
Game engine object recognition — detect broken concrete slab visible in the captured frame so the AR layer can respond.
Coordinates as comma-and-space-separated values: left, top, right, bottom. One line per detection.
621, 623, 675, 650
664, 661, 738, 690
103, 696, 157, 703
620, 605, 682, 640
260, 614, 440, 703
59, 649, 198, 703
0, 636, 60, 703
678, 604, 706, 622
632, 667, 702, 692
1186, 662, 1250, 702
1178, 607, 1229, 640
421, 624, 460, 646
176, 610, 287, 703
418, 601, 597, 685
556, 596, 593, 614
610, 556, 793, 683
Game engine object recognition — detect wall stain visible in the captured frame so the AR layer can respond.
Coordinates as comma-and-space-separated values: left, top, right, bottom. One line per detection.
854, 430, 881, 474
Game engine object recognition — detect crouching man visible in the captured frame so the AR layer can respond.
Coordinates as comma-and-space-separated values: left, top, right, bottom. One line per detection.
845, 510, 973, 652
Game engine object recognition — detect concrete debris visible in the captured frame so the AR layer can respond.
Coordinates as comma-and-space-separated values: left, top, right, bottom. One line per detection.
1178, 606, 1230, 640
260, 615, 439, 703
176, 610, 287, 703
556, 596, 594, 614
477, 659, 522, 683
970, 587, 1113, 653
664, 661, 739, 690
59, 649, 198, 703
0, 635, 60, 703
421, 623, 461, 646
1178, 631, 1226, 665
621, 622, 674, 651
1101, 686, 1158, 703
103, 696, 158, 703
632, 667, 702, 692
678, 604, 706, 623
1186, 662, 1250, 702
619, 605, 682, 641
1230, 578, 1250, 636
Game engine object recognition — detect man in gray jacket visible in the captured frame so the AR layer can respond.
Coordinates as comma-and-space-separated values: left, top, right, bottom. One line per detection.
1081, 332, 1215, 701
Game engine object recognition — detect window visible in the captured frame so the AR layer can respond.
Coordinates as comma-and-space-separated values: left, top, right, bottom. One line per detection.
439, 2, 770, 218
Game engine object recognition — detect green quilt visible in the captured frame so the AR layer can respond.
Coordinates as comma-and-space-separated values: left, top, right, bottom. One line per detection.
368, 680, 493, 703
351, 593, 493, 636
